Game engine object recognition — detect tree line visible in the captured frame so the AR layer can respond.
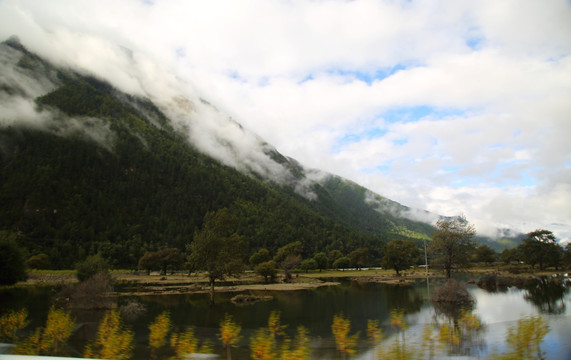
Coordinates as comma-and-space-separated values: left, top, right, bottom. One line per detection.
4, 213, 570, 294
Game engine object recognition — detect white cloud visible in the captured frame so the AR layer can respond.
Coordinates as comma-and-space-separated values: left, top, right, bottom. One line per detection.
1, 0, 570, 242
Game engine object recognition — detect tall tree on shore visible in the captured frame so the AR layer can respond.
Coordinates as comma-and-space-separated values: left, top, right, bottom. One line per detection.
518, 229, 561, 270
187, 208, 246, 305
429, 217, 476, 278
273, 241, 303, 282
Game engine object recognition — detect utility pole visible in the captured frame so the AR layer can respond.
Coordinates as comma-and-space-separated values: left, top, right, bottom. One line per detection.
424, 238, 430, 296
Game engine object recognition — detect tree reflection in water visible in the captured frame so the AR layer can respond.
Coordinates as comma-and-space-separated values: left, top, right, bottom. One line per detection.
523, 277, 570, 314
431, 302, 486, 358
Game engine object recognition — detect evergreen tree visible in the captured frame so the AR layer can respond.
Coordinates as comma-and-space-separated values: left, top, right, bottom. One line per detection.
0, 232, 27, 285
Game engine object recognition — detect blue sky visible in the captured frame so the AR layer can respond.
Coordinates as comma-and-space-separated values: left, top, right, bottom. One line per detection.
0, 0, 570, 241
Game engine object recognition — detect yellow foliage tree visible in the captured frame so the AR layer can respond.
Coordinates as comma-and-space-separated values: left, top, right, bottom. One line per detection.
502, 315, 549, 360
171, 327, 214, 359
149, 311, 171, 358
459, 309, 482, 333
291, 326, 311, 360
332, 313, 359, 360
0, 309, 29, 342
268, 310, 287, 339
367, 319, 383, 360
421, 325, 437, 359
171, 328, 199, 359
250, 328, 276, 360
219, 313, 242, 360
250, 311, 311, 360
367, 319, 383, 345
377, 338, 417, 360
198, 339, 214, 354
390, 309, 408, 334
377, 309, 416, 360
278, 326, 311, 360
435, 308, 483, 356
84, 310, 134, 360
13, 306, 74, 356
438, 323, 460, 350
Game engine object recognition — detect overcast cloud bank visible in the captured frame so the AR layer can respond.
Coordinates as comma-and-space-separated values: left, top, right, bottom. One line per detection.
0, 0, 569, 242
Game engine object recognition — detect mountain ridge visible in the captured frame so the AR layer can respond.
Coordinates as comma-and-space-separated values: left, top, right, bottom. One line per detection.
0, 38, 516, 268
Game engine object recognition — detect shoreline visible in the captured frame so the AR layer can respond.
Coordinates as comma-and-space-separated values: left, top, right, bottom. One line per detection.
16, 266, 567, 296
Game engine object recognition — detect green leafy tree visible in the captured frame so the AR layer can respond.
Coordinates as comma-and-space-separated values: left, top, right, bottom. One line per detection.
333, 256, 351, 271
300, 258, 318, 273
138, 248, 183, 275
328, 250, 343, 265
274, 241, 303, 264
500, 248, 520, 265
563, 242, 571, 269
250, 248, 271, 267
517, 229, 561, 270
255, 260, 278, 283
138, 250, 162, 275
0, 232, 27, 285
429, 217, 476, 278
381, 239, 420, 276
313, 252, 329, 272
187, 208, 246, 305
475, 244, 497, 264
156, 248, 184, 275
348, 247, 369, 270
76, 253, 109, 282
26, 253, 50, 269
274, 241, 303, 282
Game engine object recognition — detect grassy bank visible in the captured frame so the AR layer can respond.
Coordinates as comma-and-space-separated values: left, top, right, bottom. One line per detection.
12, 263, 566, 295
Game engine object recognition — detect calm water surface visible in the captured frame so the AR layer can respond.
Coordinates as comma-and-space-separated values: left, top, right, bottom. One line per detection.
1, 275, 570, 359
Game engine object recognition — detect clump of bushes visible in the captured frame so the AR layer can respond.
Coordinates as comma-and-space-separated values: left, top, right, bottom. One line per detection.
56, 271, 115, 310
120, 301, 147, 321
432, 279, 474, 305
71, 272, 114, 309
75, 253, 109, 281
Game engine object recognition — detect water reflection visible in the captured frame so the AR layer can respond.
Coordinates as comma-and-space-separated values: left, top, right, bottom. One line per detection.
2, 276, 571, 359
523, 277, 570, 314
432, 306, 486, 358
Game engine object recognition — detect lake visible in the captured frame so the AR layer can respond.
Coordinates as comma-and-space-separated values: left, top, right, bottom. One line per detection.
1, 274, 570, 359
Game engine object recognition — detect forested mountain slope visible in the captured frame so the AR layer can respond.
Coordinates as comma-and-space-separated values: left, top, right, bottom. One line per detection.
0, 38, 442, 268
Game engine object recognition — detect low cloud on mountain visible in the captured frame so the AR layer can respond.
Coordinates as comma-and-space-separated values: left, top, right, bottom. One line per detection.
1, 0, 570, 241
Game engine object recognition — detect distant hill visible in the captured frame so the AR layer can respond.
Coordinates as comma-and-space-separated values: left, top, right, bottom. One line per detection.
0, 38, 512, 268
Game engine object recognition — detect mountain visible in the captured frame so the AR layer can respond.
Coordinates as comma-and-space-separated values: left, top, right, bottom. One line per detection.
0, 38, 489, 269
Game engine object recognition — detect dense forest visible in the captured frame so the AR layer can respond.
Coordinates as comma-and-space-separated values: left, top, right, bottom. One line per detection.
0, 39, 458, 269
